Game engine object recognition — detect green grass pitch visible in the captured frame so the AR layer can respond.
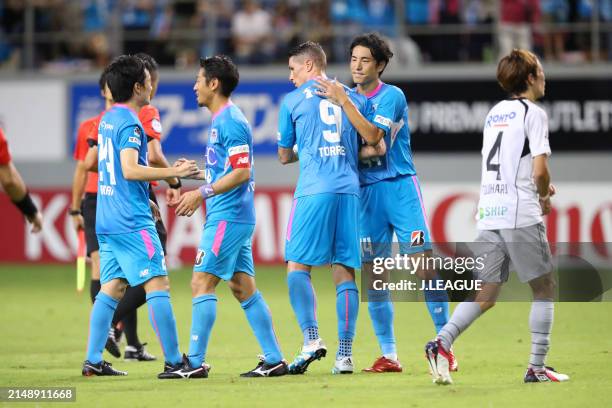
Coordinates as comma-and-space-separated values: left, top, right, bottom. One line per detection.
0, 264, 611, 407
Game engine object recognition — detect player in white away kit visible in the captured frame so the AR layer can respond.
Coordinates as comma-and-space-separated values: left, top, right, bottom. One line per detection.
425, 49, 569, 384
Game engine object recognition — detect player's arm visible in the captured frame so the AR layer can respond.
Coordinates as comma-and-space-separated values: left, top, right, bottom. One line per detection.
314, 78, 384, 146
527, 108, 554, 214
70, 159, 87, 230
84, 142, 98, 172
120, 148, 198, 181
359, 138, 387, 160
0, 163, 42, 232
278, 146, 298, 164
176, 124, 253, 216
277, 100, 298, 164
174, 164, 250, 217
147, 138, 181, 188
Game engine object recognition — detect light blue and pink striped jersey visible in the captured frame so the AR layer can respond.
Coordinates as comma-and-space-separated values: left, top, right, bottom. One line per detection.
357, 81, 417, 186
204, 102, 255, 224
96, 104, 154, 234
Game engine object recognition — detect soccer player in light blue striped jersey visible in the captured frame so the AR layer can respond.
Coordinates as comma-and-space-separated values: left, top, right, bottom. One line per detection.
278, 41, 382, 375
315, 33, 454, 373
82, 55, 199, 378
167, 55, 287, 379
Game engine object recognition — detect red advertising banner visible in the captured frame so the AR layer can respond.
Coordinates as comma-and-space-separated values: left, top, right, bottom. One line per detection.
1, 185, 610, 265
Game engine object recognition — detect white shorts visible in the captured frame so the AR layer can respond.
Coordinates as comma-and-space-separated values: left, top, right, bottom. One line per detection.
475, 223, 553, 283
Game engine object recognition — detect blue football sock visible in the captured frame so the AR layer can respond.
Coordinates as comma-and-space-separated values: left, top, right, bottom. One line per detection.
424, 276, 450, 333
241, 291, 282, 364
146, 291, 182, 365
187, 294, 217, 368
367, 289, 397, 357
86, 292, 119, 364
287, 271, 318, 345
336, 281, 359, 358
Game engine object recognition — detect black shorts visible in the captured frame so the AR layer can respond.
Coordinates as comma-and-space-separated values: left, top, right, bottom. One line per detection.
149, 186, 168, 253
81, 193, 99, 256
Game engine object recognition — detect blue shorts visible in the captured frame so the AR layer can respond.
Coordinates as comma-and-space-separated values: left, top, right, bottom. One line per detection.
98, 226, 167, 286
360, 175, 432, 262
193, 220, 255, 281
285, 193, 360, 269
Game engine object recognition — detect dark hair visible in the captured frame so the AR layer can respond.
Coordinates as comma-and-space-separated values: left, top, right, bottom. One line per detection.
288, 41, 327, 69
105, 55, 146, 103
98, 69, 107, 91
496, 49, 539, 95
199, 55, 239, 97
350, 32, 393, 76
135, 52, 158, 73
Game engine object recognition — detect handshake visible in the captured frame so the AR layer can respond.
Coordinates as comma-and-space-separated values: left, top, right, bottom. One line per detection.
172, 158, 203, 180
163, 158, 209, 217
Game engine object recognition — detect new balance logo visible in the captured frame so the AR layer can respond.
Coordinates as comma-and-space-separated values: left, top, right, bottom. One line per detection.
139, 269, 149, 278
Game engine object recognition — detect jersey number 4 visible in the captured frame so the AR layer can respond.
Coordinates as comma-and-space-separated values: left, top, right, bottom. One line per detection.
98, 135, 117, 185
486, 131, 503, 181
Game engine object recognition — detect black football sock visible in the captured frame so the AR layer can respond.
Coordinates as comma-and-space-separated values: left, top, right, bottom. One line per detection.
112, 285, 146, 326
122, 311, 141, 349
90, 279, 101, 304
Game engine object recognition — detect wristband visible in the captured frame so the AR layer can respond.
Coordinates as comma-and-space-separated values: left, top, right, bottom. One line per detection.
168, 179, 182, 189
12, 192, 38, 217
69, 209, 82, 216
199, 184, 215, 200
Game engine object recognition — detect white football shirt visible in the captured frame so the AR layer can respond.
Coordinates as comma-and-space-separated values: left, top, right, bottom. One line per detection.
477, 98, 551, 230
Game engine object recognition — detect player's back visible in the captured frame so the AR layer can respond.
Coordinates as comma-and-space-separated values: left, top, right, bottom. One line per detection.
205, 103, 255, 224
279, 79, 369, 198
477, 98, 551, 230
96, 105, 153, 234
359, 83, 416, 185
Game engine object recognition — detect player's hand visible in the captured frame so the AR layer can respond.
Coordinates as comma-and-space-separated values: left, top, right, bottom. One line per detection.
314, 78, 348, 106
174, 159, 199, 178
173, 158, 188, 167
539, 195, 552, 215
71, 213, 84, 231
166, 187, 181, 207
175, 190, 203, 217
26, 212, 43, 233
149, 199, 162, 222
549, 183, 556, 197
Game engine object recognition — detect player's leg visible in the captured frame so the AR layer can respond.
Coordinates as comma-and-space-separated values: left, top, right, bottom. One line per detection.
229, 264, 287, 377
331, 194, 361, 374
181, 270, 219, 378
505, 224, 568, 382
82, 193, 101, 304
426, 230, 507, 384
285, 194, 336, 373
330, 263, 358, 374
393, 175, 450, 335
89, 251, 101, 302
142, 275, 182, 372
111, 226, 182, 376
82, 233, 128, 376
360, 182, 401, 372
118, 189, 168, 361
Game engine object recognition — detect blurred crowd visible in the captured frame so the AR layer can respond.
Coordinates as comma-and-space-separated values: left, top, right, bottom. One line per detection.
1, 0, 611, 71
